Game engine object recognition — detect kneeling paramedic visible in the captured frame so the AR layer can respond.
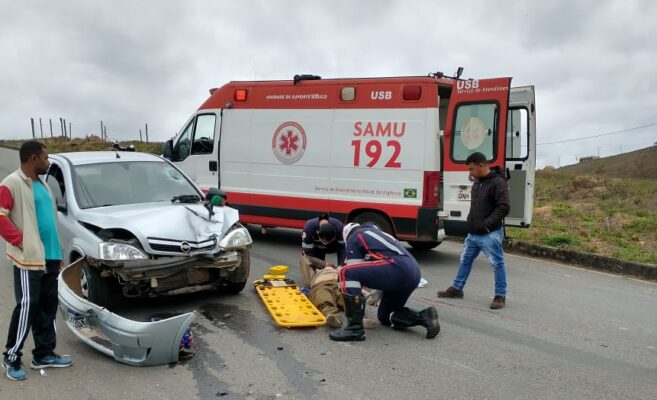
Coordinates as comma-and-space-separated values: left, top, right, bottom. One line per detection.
301, 214, 346, 265
330, 222, 440, 341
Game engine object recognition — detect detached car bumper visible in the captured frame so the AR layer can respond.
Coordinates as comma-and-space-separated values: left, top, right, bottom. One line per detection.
58, 259, 196, 366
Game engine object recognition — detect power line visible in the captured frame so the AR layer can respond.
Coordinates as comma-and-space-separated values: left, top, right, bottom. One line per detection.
538, 122, 657, 146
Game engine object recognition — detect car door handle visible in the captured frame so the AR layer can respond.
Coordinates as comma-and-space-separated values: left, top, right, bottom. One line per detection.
209, 161, 218, 172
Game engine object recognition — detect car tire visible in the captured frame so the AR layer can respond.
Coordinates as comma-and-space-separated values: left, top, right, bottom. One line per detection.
408, 240, 442, 251
352, 211, 394, 236
220, 249, 251, 294
81, 263, 113, 307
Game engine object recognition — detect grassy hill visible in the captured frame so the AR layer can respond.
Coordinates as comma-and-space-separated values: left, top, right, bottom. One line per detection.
0, 137, 163, 154
507, 159, 657, 264
557, 145, 657, 179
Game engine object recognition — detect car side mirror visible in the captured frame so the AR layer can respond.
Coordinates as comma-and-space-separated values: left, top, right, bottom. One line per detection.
163, 139, 174, 161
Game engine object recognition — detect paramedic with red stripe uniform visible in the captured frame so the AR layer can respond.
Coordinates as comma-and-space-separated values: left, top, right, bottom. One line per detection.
0, 141, 72, 381
329, 222, 440, 341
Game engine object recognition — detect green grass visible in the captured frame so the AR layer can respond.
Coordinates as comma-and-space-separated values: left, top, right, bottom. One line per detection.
506, 170, 657, 265
0, 137, 163, 154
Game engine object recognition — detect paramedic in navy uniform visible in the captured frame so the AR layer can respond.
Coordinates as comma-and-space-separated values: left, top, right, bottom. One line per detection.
330, 222, 440, 341
301, 214, 346, 266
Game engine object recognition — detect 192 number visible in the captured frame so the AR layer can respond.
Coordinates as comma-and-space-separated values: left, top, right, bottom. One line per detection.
351, 140, 401, 168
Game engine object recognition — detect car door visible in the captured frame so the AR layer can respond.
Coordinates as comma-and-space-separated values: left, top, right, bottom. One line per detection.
45, 161, 77, 264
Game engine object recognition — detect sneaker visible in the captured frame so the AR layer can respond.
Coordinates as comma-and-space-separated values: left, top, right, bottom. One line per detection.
490, 296, 506, 309
437, 286, 464, 298
3, 359, 27, 381
31, 354, 72, 369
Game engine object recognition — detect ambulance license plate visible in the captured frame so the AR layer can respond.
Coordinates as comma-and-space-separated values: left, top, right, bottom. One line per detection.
457, 188, 471, 201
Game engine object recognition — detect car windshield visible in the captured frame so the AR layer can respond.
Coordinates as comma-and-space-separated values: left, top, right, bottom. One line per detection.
72, 161, 200, 209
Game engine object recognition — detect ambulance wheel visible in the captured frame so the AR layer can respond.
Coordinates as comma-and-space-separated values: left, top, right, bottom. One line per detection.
220, 249, 251, 294
408, 240, 442, 251
352, 212, 394, 236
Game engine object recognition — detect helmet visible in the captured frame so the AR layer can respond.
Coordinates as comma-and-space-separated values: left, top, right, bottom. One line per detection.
342, 222, 360, 241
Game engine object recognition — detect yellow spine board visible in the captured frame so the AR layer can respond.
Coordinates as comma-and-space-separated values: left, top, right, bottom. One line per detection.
254, 282, 326, 328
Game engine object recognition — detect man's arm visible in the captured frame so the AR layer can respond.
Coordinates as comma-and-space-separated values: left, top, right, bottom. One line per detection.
484, 179, 510, 231
0, 185, 23, 247
301, 223, 320, 258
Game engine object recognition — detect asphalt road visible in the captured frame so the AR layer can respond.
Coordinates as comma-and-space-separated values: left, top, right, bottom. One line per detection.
0, 146, 656, 399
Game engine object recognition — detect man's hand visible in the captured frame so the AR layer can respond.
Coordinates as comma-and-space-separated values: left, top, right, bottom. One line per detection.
325, 263, 337, 270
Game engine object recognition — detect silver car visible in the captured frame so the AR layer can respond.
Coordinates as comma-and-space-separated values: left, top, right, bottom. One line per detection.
49, 151, 252, 365
47, 151, 252, 304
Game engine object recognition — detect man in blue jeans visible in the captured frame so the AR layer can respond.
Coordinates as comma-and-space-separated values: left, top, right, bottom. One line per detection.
438, 152, 510, 309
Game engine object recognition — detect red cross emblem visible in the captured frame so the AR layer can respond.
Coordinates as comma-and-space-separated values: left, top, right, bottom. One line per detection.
272, 122, 307, 164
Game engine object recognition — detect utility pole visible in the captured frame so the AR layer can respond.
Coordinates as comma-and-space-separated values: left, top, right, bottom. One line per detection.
31, 118, 35, 139
69, 122, 72, 140
49, 119, 53, 138
63, 118, 68, 139
59, 118, 64, 137
139, 129, 143, 142
103, 125, 107, 141
39, 118, 43, 139
145, 123, 149, 143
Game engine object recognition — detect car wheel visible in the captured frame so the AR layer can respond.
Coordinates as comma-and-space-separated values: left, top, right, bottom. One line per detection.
81, 263, 113, 307
352, 212, 394, 236
408, 240, 442, 251
220, 249, 251, 294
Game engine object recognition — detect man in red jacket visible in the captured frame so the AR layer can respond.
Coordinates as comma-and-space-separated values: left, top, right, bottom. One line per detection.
1, 141, 72, 381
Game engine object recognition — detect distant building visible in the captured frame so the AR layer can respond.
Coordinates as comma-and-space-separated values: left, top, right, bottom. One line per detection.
579, 156, 600, 163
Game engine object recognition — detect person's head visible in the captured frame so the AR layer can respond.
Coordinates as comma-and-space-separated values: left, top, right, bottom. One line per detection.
465, 152, 490, 179
318, 220, 337, 245
19, 141, 49, 175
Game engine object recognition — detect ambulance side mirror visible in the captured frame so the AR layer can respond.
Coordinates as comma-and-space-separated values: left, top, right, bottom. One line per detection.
163, 139, 174, 161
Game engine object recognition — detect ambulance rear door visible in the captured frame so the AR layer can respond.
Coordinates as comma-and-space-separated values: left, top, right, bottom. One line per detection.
505, 86, 536, 227
441, 78, 511, 236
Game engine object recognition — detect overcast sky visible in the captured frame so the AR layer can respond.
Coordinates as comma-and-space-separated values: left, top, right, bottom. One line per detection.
1, 0, 656, 167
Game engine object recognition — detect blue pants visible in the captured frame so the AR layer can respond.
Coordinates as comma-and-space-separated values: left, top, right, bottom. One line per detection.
452, 228, 507, 296
339, 257, 421, 325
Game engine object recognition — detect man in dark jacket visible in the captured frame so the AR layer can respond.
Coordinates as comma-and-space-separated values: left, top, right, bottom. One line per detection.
438, 152, 510, 309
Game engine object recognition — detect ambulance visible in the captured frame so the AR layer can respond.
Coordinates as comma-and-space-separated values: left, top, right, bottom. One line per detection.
163, 70, 536, 250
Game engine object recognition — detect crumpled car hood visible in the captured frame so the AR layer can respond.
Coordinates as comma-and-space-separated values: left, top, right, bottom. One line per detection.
58, 259, 196, 366
76, 202, 239, 244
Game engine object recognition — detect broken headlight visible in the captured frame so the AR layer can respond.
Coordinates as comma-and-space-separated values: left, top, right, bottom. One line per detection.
218, 226, 252, 250
99, 242, 148, 261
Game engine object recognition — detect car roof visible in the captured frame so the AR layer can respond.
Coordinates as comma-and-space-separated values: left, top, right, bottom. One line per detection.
51, 151, 164, 166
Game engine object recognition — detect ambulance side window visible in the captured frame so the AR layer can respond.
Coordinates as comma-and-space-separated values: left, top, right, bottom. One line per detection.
191, 114, 216, 155
506, 108, 528, 160
174, 120, 195, 161
451, 103, 497, 162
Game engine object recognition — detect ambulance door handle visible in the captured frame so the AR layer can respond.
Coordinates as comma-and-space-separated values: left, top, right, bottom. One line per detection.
209, 161, 218, 172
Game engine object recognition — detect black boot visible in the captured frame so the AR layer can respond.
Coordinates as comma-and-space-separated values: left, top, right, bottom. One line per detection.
390, 307, 441, 339
329, 294, 366, 342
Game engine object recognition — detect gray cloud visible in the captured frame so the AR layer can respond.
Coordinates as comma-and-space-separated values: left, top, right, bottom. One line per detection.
1, 0, 656, 167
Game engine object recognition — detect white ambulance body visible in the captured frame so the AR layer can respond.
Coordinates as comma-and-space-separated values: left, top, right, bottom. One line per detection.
164, 73, 536, 249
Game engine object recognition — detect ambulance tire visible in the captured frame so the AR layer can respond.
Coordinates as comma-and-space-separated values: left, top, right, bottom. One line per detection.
352, 212, 394, 236
220, 249, 251, 294
408, 240, 442, 251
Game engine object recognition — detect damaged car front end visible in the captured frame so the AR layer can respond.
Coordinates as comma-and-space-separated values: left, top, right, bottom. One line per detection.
46, 151, 252, 365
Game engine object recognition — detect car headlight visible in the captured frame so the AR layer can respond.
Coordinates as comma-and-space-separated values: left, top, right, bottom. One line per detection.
219, 226, 252, 250
99, 242, 148, 261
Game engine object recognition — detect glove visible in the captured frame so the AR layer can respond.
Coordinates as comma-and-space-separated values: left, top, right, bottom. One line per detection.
365, 289, 383, 306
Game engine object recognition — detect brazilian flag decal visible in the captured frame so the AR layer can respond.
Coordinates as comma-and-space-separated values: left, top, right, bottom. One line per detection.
403, 188, 417, 199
